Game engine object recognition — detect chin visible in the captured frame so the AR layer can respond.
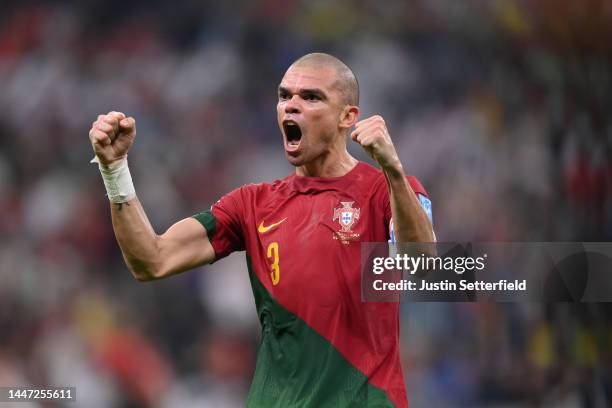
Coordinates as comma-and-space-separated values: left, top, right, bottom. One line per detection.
285, 153, 302, 167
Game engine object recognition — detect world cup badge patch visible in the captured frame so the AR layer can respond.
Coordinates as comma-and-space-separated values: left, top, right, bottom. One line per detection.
418, 193, 433, 224
332, 201, 361, 244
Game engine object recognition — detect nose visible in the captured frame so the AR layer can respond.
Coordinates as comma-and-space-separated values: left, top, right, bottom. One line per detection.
284, 95, 301, 114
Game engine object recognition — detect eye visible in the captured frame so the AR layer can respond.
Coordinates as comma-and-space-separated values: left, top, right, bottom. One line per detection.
303, 93, 320, 101
278, 91, 289, 100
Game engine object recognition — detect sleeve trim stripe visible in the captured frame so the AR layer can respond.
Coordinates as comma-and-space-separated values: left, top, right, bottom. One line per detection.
192, 210, 217, 238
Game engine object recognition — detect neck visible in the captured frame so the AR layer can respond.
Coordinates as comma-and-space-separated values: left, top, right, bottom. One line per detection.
296, 144, 358, 177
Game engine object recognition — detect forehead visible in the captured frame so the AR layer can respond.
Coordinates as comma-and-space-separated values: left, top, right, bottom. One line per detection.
280, 65, 338, 92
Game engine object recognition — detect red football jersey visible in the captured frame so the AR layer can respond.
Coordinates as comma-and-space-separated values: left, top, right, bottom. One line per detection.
194, 161, 429, 407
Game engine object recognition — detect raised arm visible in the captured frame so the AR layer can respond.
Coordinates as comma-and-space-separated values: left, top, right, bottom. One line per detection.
89, 111, 215, 281
351, 115, 435, 243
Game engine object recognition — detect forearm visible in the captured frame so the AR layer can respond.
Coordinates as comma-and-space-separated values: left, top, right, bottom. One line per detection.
384, 163, 434, 243
110, 197, 163, 281
94, 155, 162, 280
90, 112, 214, 281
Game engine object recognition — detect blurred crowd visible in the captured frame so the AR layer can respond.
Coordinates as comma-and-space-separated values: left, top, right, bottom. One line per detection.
0, 0, 611, 406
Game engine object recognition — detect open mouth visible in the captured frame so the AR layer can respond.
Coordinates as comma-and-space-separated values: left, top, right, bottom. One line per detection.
283, 120, 302, 150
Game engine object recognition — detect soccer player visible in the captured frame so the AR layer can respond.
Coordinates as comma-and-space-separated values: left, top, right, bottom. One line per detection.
89, 53, 435, 407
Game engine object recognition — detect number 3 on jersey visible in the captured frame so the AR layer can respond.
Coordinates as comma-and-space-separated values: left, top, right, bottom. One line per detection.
266, 242, 280, 285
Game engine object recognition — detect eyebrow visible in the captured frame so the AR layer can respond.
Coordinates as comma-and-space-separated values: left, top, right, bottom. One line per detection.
278, 86, 328, 100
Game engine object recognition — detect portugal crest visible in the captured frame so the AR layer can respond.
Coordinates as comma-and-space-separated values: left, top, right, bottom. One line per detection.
333, 202, 361, 243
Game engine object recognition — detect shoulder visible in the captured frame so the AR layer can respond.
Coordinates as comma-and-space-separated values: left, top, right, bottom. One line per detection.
361, 161, 429, 197
355, 161, 383, 179
240, 176, 293, 195
406, 176, 428, 197
225, 176, 293, 207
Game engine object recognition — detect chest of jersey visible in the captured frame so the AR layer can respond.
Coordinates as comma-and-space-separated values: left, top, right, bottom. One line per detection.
245, 189, 387, 309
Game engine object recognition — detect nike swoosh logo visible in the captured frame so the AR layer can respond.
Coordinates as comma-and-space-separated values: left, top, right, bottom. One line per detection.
258, 218, 287, 233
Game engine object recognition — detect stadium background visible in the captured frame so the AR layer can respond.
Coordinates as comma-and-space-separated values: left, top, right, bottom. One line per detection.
0, 0, 611, 406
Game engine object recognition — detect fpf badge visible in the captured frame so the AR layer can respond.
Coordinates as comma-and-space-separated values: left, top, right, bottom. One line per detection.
333, 202, 361, 244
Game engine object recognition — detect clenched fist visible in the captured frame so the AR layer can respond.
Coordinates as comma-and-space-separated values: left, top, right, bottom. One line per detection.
351, 115, 401, 172
89, 111, 136, 166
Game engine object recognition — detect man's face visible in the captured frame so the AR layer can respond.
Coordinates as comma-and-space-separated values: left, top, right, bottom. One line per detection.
277, 65, 347, 167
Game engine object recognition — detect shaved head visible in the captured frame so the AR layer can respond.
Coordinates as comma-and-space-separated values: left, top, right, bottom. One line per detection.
289, 53, 359, 106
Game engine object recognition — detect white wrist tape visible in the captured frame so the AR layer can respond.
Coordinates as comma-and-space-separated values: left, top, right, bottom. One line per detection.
91, 156, 136, 203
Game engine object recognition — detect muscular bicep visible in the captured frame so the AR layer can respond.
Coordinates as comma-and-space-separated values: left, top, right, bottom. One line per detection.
155, 217, 216, 279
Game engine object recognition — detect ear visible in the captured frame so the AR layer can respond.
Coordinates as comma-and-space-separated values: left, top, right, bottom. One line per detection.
338, 105, 360, 130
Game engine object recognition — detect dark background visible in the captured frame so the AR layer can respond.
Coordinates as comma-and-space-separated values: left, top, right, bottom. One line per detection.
0, 0, 611, 406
